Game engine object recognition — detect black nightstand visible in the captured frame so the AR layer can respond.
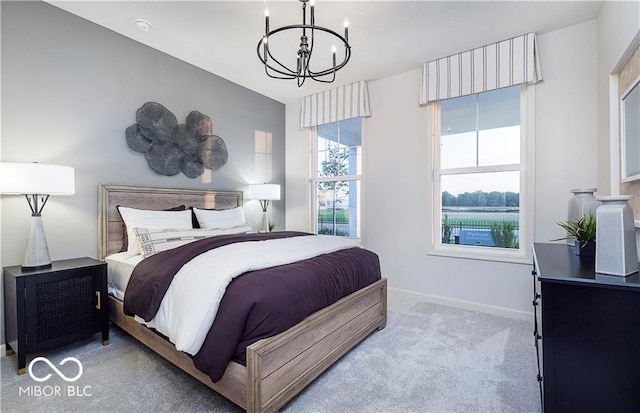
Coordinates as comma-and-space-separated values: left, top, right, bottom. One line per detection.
4, 257, 109, 374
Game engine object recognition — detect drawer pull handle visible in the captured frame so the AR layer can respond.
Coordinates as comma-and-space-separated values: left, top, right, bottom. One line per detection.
96, 291, 101, 310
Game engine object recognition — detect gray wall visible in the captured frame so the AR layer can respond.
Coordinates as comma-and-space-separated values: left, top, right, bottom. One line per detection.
0, 1, 285, 345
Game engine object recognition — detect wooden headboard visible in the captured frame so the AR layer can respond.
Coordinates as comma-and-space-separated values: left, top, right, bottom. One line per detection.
97, 183, 243, 260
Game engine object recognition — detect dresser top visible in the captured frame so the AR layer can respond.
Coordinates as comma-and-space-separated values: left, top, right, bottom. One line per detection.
532, 243, 640, 290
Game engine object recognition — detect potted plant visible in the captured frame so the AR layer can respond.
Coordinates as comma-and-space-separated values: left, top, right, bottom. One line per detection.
554, 213, 597, 257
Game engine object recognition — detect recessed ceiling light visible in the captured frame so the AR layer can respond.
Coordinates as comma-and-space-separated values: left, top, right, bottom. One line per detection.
135, 19, 151, 32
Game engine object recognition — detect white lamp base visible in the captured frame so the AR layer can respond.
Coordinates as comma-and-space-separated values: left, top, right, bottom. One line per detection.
23, 215, 51, 270
261, 210, 269, 232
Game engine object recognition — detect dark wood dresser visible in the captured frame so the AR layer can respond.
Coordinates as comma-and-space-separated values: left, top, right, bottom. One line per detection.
4, 257, 109, 374
532, 243, 640, 413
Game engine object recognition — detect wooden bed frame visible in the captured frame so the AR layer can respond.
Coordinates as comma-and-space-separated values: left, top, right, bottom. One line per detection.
97, 183, 387, 413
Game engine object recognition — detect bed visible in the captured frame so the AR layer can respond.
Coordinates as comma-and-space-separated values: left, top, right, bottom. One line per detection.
97, 183, 387, 413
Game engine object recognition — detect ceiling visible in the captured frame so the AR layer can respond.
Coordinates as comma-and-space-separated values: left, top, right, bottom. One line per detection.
47, 0, 604, 104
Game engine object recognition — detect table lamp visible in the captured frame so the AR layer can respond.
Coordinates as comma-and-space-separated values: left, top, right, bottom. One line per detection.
0, 162, 75, 269
248, 183, 281, 232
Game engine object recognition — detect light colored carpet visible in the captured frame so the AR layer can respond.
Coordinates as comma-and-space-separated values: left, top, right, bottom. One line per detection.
1, 290, 540, 412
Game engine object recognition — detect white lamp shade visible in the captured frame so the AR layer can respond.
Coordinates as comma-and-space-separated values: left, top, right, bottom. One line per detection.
0, 162, 75, 195
248, 184, 281, 201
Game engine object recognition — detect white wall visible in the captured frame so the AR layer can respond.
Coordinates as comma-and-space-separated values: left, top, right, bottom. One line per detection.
535, 20, 599, 243
285, 103, 311, 232
597, 0, 640, 194
285, 20, 599, 318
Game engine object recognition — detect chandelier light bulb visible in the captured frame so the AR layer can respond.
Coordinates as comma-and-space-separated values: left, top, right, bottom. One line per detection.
344, 19, 349, 41
264, 7, 269, 17
331, 45, 337, 67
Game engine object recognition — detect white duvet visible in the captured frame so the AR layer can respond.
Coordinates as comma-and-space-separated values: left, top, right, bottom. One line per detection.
140, 234, 361, 355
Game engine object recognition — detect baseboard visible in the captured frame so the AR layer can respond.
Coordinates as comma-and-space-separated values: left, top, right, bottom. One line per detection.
388, 287, 534, 322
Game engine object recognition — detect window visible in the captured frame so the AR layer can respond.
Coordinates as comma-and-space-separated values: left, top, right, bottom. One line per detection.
311, 118, 362, 238
431, 85, 533, 262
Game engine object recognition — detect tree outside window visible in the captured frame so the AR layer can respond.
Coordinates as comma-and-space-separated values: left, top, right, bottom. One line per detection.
313, 118, 361, 238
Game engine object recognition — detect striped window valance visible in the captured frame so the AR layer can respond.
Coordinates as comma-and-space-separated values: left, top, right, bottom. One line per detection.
420, 33, 542, 104
300, 81, 371, 128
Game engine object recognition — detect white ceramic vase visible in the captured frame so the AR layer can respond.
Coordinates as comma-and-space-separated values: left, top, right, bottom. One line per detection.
595, 195, 639, 276
567, 188, 600, 246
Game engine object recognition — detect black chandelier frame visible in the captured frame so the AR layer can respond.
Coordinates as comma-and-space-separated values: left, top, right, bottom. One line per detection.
257, 0, 351, 87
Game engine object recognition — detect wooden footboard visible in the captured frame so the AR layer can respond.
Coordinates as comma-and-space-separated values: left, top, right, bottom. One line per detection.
109, 278, 387, 413
109, 297, 248, 408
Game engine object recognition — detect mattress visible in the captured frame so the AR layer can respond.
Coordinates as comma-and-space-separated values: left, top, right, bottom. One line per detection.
105, 252, 143, 300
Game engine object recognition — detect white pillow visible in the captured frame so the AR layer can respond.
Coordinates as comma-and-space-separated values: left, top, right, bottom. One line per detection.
117, 206, 193, 257
133, 225, 253, 258
192, 206, 247, 229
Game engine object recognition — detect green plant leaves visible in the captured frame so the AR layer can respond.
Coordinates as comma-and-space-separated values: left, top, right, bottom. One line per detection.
553, 213, 597, 247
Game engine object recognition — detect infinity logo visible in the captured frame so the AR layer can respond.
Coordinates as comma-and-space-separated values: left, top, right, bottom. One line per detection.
28, 357, 83, 382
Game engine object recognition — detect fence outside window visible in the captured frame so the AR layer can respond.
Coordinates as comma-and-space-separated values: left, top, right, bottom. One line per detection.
317, 218, 350, 236
442, 219, 520, 248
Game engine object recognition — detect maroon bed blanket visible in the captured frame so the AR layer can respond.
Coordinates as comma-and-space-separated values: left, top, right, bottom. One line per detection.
123, 231, 382, 382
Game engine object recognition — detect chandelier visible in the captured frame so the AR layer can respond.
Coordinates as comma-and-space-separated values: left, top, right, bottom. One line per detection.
257, 0, 351, 87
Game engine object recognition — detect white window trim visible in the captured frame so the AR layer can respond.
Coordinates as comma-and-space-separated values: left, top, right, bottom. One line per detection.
309, 122, 364, 241
427, 85, 535, 264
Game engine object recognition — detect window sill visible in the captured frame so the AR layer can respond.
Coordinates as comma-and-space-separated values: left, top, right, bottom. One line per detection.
427, 244, 532, 265
316, 234, 361, 243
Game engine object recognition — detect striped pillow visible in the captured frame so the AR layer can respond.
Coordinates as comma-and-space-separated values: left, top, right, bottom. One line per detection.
117, 206, 192, 257
133, 224, 253, 258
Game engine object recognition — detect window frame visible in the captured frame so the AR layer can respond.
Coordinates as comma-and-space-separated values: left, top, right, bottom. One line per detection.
427, 84, 535, 264
310, 119, 364, 240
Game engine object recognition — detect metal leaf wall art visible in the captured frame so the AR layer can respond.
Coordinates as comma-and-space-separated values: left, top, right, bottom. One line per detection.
125, 102, 229, 177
